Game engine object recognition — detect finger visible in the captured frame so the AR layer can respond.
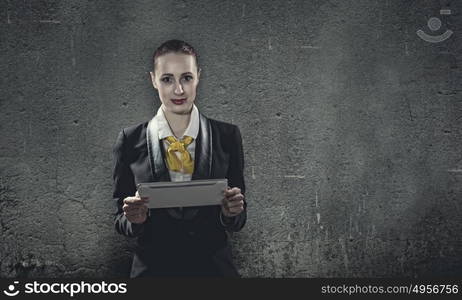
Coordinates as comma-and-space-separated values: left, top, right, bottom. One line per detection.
224, 187, 241, 196
224, 188, 235, 196
123, 204, 148, 212
222, 195, 243, 208
226, 194, 244, 202
228, 206, 244, 214
137, 194, 149, 201
221, 199, 231, 211
230, 202, 244, 210
124, 197, 141, 204
224, 201, 243, 211
123, 203, 148, 211
124, 197, 148, 205
124, 207, 142, 214
221, 197, 234, 209
125, 209, 147, 217
131, 192, 149, 200
222, 186, 230, 196
224, 210, 241, 217
125, 211, 142, 218
227, 200, 244, 209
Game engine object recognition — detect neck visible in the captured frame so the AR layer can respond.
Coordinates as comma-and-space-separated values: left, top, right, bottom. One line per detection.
162, 106, 192, 138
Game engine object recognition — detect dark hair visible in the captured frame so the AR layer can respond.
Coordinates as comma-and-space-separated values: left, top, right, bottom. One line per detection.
152, 39, 199, 72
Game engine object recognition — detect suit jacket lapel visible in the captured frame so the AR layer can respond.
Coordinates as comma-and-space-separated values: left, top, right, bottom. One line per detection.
146, 117, 171, 182
192, 112, 212, 180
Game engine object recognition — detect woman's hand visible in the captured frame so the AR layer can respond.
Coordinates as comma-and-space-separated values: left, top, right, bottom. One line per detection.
123, 191, 149, 224
221, 186, 245, 217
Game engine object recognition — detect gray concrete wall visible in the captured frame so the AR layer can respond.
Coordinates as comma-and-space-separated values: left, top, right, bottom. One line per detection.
1, 0, 461, 277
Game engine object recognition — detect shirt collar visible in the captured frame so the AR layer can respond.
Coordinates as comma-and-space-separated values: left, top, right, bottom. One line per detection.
153, 103, 200, 140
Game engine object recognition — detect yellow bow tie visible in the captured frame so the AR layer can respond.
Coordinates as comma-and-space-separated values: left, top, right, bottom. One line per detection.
164, 136, 194, 174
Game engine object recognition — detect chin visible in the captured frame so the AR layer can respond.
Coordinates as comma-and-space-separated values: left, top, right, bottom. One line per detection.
169, 104, 193, 114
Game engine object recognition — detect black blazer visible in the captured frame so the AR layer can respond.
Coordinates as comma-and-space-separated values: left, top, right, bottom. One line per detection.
112, 111, 247, 277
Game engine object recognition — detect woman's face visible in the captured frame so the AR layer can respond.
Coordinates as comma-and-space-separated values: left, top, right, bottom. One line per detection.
150, 52, 201, 115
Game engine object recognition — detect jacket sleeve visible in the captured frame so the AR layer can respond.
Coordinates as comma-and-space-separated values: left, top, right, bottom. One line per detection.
220, 125, 247, 232
112, 129, 147, 237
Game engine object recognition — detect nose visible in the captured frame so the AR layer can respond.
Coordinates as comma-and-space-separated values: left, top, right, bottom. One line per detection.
174, 80, 184, 95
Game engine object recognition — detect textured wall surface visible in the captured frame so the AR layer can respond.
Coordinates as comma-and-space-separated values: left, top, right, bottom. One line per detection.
1, 0, 461, 278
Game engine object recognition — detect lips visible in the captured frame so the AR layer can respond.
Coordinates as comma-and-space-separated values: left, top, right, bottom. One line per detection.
171, 98, 186, 105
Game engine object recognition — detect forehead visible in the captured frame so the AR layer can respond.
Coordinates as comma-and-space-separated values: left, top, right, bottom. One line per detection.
155, 52, 197, 75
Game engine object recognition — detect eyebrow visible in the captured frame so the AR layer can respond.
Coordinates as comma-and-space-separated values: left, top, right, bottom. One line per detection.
161, 72, 193, 76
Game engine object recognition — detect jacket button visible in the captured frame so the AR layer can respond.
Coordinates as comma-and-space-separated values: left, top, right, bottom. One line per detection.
188, 231, 195, 236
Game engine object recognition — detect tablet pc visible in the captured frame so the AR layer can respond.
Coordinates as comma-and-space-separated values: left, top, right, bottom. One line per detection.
137, 179, 228, 209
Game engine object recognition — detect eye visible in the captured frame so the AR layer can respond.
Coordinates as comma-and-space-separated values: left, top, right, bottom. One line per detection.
183, 75, 193, 81
161, 77, 171, 83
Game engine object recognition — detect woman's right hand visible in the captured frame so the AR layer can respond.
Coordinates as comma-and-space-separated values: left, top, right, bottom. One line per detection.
123, 191, 149, 224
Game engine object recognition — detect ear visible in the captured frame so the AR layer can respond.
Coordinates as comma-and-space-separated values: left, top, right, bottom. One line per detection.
197, 68, 201, 81
149, 71, 158, 90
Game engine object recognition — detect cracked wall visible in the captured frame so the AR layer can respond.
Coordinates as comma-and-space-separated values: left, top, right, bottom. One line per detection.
1, 0, 462, 277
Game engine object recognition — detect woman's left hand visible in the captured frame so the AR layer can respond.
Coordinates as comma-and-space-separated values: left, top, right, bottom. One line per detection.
221, 186, 245, 217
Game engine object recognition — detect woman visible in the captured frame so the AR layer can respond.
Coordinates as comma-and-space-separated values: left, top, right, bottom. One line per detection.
112, 39, 247, 277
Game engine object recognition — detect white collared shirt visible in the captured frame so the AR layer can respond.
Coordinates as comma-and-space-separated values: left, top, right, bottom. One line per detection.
152, 103, 199, 182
